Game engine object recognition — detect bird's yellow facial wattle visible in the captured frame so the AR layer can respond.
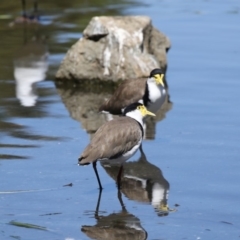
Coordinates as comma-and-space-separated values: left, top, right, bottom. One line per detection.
137, 105, 156, 117
154, 73, 164, 86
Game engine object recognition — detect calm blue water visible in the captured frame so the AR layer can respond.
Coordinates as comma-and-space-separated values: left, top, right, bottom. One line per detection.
1, 0, 240, 239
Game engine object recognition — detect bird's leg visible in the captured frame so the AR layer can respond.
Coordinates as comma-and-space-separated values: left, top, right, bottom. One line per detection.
117, 164, 124, 190
139, 143, 144, 154
33, 0, 38, 13
94, 187, 102, 219
139, 144, 148, 163
93, 162, 103, 190
33, 0, 38, 19
21, 0, 27, 18
117, 189, 127, 212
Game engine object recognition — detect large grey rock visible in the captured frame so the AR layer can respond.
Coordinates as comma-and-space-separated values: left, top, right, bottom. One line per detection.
56, 16, 170, 81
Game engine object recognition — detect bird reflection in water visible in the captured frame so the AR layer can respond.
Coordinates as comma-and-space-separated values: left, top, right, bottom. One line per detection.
13, 26, 48, 107
101, 146, 176, 216
11, 0, 40, 25
82, 190, 147, 240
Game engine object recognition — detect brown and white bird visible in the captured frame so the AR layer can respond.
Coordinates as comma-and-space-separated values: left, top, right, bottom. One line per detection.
78, 102, 155, 190
99, 68, 166, 115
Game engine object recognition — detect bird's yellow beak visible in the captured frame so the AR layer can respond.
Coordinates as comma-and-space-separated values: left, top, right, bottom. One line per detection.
139, 106, 156, 117
154, 73, 164, 86
145, 109, 156, 116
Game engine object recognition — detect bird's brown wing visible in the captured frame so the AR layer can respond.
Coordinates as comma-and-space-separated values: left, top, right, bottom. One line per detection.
79, 117, 142, 164
99, 78, 147, 114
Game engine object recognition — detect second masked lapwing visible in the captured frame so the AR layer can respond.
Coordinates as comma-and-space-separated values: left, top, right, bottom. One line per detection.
99, 68, 166, 115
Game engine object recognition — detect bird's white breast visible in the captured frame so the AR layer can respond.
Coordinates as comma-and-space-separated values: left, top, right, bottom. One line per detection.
148, 83, 166, 113
121, 139, 142, 160
99, 138, 142, 165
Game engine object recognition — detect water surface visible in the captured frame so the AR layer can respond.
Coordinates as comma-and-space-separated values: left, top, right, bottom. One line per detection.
1, 0, 240, 239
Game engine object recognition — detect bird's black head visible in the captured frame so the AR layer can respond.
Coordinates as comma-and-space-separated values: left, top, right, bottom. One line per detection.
149, 68, 163, 78
123, 102, 143, 116
123, 102, 155, 118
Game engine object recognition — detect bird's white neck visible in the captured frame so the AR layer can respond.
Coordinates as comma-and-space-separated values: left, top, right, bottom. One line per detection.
147, 80, 162, 102
126, 111, 144, 127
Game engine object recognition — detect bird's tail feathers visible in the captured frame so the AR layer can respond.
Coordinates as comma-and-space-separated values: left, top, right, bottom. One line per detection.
78, 156, 90, 166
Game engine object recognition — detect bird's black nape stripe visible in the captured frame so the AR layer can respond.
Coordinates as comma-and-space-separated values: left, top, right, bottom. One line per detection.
122, 102, 144, 137
146, 179, 153, 201
123, 102, 143, 116
136, 120, 144, 138
149, 68, 163, 78
143, 82, 150, 106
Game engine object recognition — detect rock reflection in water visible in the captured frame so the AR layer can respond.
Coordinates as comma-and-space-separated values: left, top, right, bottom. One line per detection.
55, 79, 172, 139
13, 26, 48, 107
101, 147, 171, 216
82, 190, 147, 240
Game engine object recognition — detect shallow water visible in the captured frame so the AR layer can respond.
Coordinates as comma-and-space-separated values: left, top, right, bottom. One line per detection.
1, 0, 240, 239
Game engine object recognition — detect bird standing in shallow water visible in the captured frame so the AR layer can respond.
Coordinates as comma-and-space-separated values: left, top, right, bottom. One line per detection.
99, 68, 166, 115
13, 0, 39, 24
78, 103, 155, 190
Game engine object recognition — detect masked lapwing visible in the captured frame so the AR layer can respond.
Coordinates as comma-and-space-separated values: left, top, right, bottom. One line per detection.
99, 68, 166, 115
78, 102, 155, 190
